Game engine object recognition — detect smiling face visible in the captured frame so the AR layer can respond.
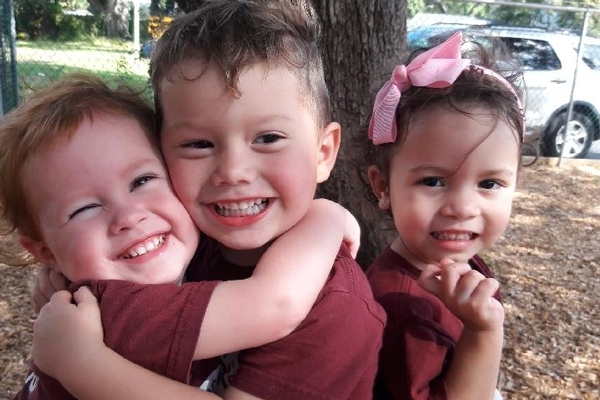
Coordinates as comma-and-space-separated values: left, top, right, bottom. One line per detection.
158, 62, 339, 263
369, 104, 520, 269
20, 112, 199, 284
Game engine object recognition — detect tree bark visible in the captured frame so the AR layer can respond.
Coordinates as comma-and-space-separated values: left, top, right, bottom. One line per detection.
312, 0, 407, 268
88, 0, 131, 38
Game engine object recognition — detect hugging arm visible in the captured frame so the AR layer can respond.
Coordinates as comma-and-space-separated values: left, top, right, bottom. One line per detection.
33, 287, 222, 400
194, 198, 360, 358
32, 199, 359, 399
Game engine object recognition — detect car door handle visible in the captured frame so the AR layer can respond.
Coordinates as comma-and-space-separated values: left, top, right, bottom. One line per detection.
551, 78, 567, 84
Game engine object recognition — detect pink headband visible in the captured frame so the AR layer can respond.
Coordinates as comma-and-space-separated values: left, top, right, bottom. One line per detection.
368, 31, 523, 145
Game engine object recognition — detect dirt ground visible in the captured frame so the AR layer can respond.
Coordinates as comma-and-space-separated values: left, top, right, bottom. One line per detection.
1, 159, 599, 399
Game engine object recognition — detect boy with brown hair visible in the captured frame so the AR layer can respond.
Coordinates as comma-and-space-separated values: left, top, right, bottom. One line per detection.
31, 1, 386, 399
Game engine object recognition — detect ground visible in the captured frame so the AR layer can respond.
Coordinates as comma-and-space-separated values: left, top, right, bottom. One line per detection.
0, 159, 599, 399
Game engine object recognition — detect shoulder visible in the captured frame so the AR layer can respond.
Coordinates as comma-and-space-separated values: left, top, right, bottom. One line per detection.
311, 247, 387, 327
366, 248, 421, 302
469, 254, 496, 278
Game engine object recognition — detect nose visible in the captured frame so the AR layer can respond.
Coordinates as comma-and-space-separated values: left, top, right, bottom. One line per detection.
439, 187, 480, 219
211, 145, 256, 186
109, 200, 148, 234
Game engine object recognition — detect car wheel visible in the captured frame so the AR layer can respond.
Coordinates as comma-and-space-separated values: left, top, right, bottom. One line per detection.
541, 111, 594, 158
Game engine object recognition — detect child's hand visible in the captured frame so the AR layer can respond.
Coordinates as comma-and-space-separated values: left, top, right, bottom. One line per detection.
418, 258, 504, 332
32, 287, 105, 382
31, 266, 69, 313
341, 207, 361, 259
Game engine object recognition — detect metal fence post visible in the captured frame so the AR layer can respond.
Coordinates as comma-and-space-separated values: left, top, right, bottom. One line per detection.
0, 0, 19, 116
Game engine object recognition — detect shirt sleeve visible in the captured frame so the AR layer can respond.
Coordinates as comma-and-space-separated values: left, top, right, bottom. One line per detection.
88, 280, 220, 383
229, 289, 385, 400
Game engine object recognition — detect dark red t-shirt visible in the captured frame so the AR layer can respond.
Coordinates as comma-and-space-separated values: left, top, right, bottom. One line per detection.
367, 246, 501, 400
187, 237, 387, 400
13, 279, 219, 400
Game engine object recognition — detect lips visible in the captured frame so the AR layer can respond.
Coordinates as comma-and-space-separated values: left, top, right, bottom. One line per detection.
119, 234, 165, 259
214, 198, 269, 217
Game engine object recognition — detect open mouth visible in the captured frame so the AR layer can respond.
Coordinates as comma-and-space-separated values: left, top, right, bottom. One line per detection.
431, 231, 477, 241
214, 198, 269, 217
120, 234, 165, 259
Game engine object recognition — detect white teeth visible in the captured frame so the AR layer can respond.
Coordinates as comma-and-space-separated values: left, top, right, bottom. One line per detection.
215, 199, 268, 217
432, 232, 474, 241
122, 235, 165, 259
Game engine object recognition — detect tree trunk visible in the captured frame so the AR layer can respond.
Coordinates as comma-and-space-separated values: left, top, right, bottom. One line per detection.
312, 0, 407, 268
88, 0, 131, 38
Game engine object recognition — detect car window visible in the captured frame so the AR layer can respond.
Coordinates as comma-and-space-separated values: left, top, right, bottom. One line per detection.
581, 44, 600, 70
499, 37, 561, 71
407, 24, 463, 50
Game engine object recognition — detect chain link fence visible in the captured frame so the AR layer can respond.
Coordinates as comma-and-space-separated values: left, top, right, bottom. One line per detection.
2, 1, 600, 157
410, 0, 600, 159
0, 1, 157, 117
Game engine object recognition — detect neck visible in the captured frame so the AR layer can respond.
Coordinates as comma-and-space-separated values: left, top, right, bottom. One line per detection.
219, 241, 273, 267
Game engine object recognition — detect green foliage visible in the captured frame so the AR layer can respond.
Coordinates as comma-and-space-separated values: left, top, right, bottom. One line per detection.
14, 0, 62, 40
14, 0, 103, 40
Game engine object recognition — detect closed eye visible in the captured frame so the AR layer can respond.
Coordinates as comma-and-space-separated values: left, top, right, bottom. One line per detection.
69, 204, 101, 220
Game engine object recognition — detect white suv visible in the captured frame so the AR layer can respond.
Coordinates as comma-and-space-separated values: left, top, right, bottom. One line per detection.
408, 24, 600, 158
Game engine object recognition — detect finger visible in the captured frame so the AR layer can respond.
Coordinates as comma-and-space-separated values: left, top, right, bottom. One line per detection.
36, 266, 55, 298
46, 290, 75, 308
437, 263, 465, 296
347, 241, 359, 259
48, 269, 69, 291
452, 269, 487, 301
31, 290, 49, 314
438, 257, 455, 267
72, 286, 99, 305
417, 264, 443, 295
50, 290, 73, 301
470, 277, 500, 302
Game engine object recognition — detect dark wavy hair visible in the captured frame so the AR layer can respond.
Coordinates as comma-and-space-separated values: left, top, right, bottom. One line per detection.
359, 39, 527, 206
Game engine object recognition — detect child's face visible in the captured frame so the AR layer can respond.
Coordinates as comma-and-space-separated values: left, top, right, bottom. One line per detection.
369, 105, 519, 268
158, 62, 339, 259
20, 112, 199, 284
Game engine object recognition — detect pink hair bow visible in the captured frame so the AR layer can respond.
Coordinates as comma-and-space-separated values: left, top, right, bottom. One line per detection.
368, 32, 471, 145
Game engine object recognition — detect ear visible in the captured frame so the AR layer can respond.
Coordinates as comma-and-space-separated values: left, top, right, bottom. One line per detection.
316, 122, 341, 183
19, 235, 59, 269
367, 165, 390, 210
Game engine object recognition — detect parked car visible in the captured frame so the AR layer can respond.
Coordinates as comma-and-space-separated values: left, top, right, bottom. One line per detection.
408, 24, 600, 158
140, 40, 156, 59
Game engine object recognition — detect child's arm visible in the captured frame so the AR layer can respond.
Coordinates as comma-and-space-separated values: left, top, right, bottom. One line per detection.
418, 258, 505, 400
33, 288, 222, 400
32, 199, 358, 399
194, 198, 360, 359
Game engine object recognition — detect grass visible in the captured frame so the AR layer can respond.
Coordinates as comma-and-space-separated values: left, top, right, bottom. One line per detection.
15, 38, 153, 102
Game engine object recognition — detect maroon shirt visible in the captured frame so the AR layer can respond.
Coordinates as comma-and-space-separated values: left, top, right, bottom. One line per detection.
187, 237, 387, 400
367, 246, 501, 400
13, 279, 219, 400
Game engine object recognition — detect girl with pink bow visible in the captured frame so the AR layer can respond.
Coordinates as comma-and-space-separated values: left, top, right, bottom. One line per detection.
364, 32, 525, 400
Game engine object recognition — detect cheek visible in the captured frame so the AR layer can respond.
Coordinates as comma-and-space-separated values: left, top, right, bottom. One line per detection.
488, 198, 514, 233
167, 164, 196, 200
